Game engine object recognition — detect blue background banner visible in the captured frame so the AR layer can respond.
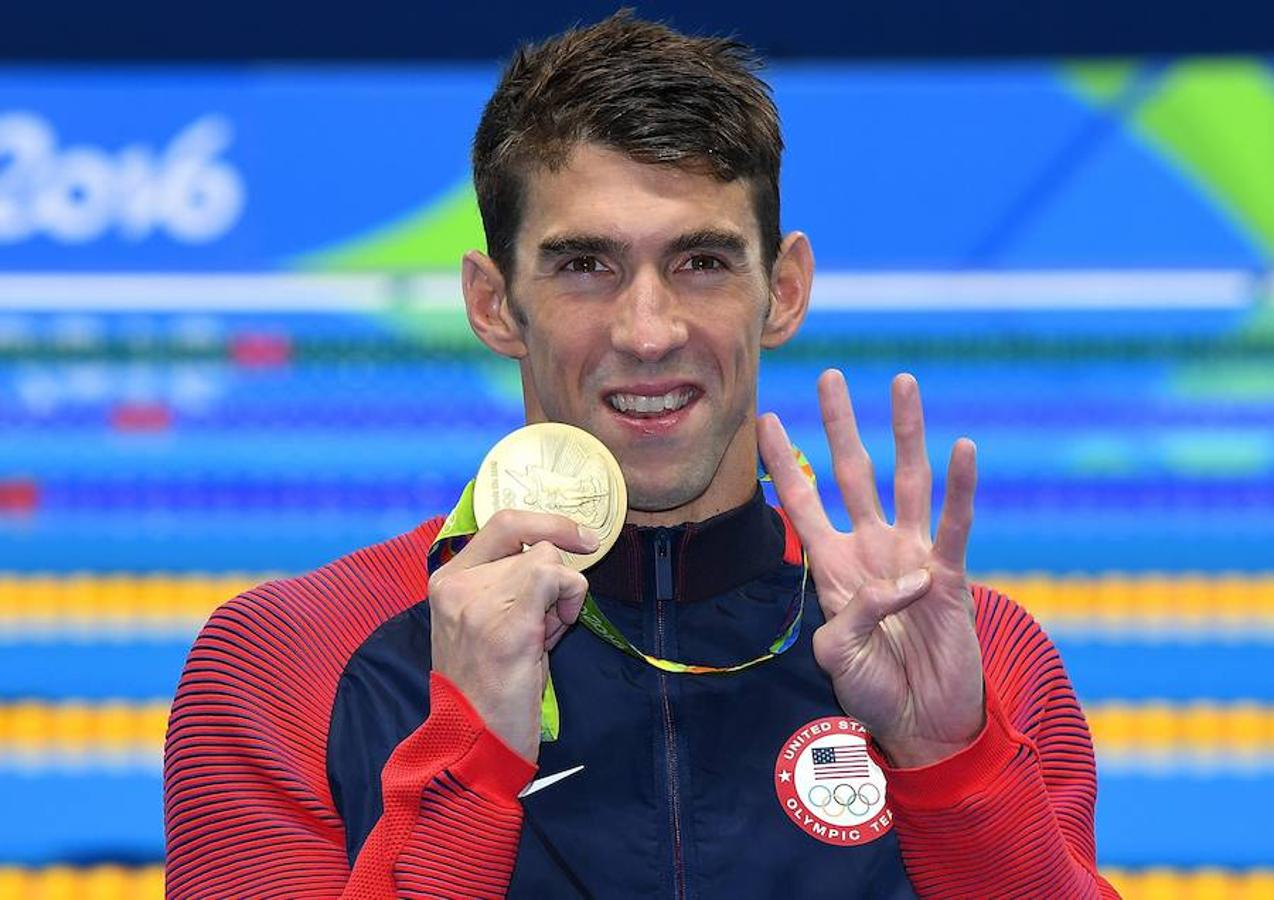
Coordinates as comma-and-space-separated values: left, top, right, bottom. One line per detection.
1, 62, 1272, 898
3, 62, 1272, 271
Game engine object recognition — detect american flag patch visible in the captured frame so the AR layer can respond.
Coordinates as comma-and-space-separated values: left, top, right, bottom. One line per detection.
811, 744, 870, 780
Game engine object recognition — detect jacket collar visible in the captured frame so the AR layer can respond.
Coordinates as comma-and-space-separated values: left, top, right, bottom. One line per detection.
584, 485, 798, 604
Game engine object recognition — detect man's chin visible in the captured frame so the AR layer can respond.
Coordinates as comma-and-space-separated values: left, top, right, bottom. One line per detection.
621, 469, 714, 515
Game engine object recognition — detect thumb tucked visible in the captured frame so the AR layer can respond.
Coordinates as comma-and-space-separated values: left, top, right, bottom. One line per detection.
855, 568, 931, 623
895, 569, 930, 597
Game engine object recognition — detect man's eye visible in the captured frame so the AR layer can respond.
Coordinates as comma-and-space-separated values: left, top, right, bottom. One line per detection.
682, 255, 725, 272
564, 256, 607, 274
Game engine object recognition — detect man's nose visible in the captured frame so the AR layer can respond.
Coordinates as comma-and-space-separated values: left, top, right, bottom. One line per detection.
609, 271, 689, 362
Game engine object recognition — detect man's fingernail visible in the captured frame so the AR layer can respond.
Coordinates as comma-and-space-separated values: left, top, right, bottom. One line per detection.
896, 569, 929, 594
578, 526, 600, 550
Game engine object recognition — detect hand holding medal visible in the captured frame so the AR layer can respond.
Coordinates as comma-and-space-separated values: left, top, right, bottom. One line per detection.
427, 423, 625, 763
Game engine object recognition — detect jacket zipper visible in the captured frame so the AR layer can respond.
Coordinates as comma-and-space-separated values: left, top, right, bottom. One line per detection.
653, 530, 686, 900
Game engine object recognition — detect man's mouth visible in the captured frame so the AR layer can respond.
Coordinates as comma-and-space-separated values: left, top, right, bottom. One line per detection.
605, 386, 697, 418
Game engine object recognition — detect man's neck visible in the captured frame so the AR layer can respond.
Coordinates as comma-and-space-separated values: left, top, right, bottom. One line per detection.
623, 420, 759, 527
585, 483, 789, 605
623, 478, 755, 527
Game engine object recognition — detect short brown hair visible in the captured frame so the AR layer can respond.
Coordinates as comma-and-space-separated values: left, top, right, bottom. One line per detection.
472, 10, 783, 278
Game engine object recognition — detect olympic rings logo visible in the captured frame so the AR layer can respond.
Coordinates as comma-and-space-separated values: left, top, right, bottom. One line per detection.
806, 781, 882, 817
774, 717, 894, 847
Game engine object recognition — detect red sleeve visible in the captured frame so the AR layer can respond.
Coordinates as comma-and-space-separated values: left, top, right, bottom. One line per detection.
880, 586, 1120, 899
347, 672, 534, 898
163, 520, 534, 899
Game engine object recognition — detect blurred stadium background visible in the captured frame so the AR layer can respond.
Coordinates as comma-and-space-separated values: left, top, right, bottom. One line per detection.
2, 5, 1274, 898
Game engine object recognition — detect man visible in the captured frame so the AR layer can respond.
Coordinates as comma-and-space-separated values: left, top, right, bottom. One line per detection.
165, 13, 1116, 898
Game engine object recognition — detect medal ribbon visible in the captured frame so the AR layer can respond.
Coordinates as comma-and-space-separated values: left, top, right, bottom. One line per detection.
426, 449, 813, 742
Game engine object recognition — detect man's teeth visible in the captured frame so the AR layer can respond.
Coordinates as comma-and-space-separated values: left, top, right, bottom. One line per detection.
608, 388, 694, 414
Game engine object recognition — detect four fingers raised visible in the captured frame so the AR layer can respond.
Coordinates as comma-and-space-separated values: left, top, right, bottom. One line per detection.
764, 369, 975, 576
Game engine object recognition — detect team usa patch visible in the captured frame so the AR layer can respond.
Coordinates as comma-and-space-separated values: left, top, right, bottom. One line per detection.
774, 716, 893, 846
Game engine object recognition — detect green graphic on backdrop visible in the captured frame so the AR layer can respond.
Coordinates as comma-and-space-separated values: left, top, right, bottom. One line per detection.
298, 180, 490, 353
1139, 60, 1274, 260
301, 182, 486, 272
1065, 59, 1140, 106
1068, 60, 1274, 400
1066, 58, 1274, 263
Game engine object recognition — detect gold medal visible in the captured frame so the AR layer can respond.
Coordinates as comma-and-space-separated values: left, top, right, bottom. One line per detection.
472, 422, 627, 571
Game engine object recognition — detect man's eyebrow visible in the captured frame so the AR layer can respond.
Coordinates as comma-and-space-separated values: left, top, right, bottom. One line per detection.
537, 234, 629, 259
536, 229, 749, 262
665, 229, 749, 259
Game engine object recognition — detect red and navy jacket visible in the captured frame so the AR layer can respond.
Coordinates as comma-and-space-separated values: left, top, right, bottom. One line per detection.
164, 488, 1119, 898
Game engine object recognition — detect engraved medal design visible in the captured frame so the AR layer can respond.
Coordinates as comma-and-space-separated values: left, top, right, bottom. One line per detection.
472, 422, 627, 571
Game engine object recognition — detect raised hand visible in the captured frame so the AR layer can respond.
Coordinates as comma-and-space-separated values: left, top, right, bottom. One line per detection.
428, 510, 597, 762
758, 369, 983, 768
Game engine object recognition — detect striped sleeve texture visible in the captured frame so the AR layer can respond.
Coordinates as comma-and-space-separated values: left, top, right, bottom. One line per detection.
163, 518, 534, 899
883, 585, 1119, 899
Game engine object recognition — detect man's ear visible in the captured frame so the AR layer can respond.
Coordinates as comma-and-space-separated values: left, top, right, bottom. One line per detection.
462, 250, 527, 358
762, 231, 813, 350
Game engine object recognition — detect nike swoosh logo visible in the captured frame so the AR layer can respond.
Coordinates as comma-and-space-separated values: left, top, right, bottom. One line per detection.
519, 764, 585, 798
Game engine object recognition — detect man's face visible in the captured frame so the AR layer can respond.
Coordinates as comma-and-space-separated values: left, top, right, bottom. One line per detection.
503, 144, 774, 514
